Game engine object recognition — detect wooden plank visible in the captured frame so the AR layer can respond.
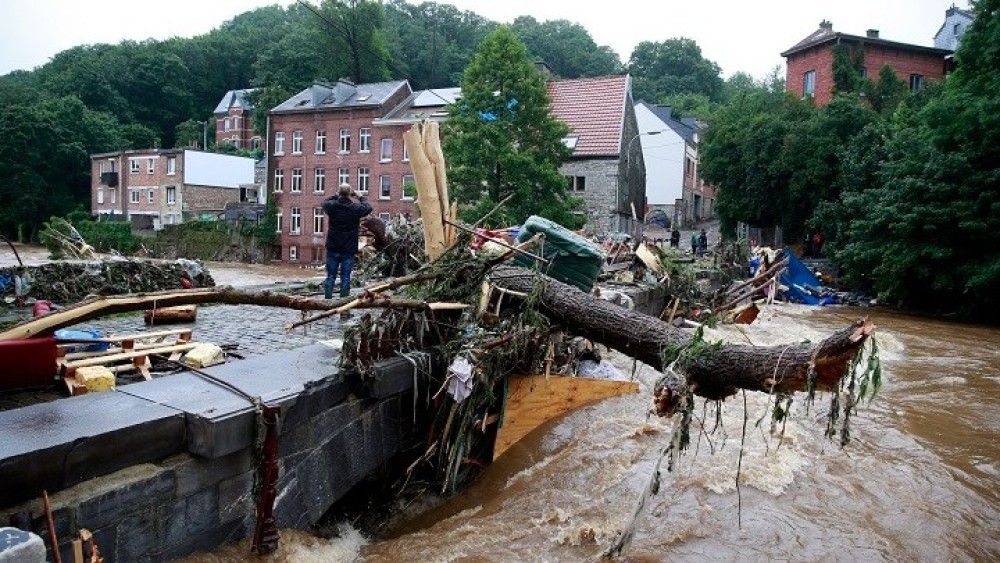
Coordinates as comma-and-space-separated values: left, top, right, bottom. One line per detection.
494, 374, 640, 460
63, 343, 198, 369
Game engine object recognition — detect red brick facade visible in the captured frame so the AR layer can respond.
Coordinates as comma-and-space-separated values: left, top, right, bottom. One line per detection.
270, 89, 418, 264
216, 107, 261, 149
783, 24, 949, 106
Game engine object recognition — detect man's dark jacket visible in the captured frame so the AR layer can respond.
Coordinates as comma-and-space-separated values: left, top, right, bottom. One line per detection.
322, 195, 372, 254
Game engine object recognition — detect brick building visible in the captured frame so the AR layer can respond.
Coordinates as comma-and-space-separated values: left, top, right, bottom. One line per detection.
91, 149, 256, 230
268, 79, 414, 263
782, 20, 951, 106
215, 89, 262, 149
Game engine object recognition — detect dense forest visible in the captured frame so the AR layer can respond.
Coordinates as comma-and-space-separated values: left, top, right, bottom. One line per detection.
701, 0, 999, 318
0, 0, 725, 240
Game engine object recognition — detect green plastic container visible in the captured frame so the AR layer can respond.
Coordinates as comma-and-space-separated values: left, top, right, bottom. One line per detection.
514, 216, 606, 291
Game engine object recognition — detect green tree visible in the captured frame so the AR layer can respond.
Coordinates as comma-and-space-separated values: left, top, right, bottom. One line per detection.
832, 45, 865, 94
510, 16, 621, 78
628, 38, 724, 103
864, 65, 907, 114
443, 27, 580, 228
174, 119, 204, 148
249, 86, 292, 138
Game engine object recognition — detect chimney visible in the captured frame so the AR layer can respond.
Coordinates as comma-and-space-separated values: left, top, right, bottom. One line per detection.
866, 29, 879, 38
819, 20, 833, 31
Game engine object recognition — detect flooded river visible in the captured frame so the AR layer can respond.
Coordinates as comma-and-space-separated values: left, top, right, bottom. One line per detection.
197, 305, 1000, 561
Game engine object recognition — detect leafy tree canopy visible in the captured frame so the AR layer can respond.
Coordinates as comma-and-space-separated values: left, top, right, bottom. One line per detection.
628, 38, 724, 103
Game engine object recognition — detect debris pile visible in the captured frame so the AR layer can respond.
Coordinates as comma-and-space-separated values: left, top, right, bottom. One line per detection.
0, 258, 214, 304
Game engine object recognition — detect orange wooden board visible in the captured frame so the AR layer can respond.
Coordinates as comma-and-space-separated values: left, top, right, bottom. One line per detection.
494, 374, 640, 460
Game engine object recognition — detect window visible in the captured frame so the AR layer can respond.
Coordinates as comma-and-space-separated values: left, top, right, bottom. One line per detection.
166, 186, 176, 205
338, 167, 349, 187
358, 167, 369, 193
860, 67, 868, 79
315, 130, 326, 154
380, 138, 393, 161
224, 117, 231, 132
274, 132, 285, 155
290, 207, 301, 234
275, 210, 282, 233
233, 117, 241, 130
339, 128, 351, 152
379, 175, 391, 200
314, 168, 326, 193
379, 212, 391, 222
252, 137, 262, 150
130, 190, 140, 204
909, 74, 924, 92
291, 168, 302, 193
802, 70, 816, 97
359, 128, 371, 152
954, 23, 960, 35
289, 245, 298, 262
313, 207, 324, 235
111, 190, 117, 204
402, 142, 409, 162
97, 189, 104, 204
312, 246, 323, 263
290, 130, 302, 154
130, 159, 140, 174
566, 176, 586, 192
402, 174, 415, 200
148, 189, 154, 203
167, 157, 176, 175
273, 169, 284, 193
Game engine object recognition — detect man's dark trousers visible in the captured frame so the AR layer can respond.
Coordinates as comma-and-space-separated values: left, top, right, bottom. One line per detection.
325, 250, 355, 298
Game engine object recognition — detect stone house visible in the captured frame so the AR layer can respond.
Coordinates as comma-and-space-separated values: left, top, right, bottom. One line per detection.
267, 79, 415, 263
634, 102, 716, 227
782, 20, 951, 106
546, 75, 645, 237
215, 89, 262, 149
90, 149, 256, 230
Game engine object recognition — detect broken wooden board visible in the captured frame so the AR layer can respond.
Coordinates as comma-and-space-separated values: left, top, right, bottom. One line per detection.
494, 374, 640, 460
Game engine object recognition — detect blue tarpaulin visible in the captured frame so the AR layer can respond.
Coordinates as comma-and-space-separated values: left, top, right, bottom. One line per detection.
780, 250, 836, 306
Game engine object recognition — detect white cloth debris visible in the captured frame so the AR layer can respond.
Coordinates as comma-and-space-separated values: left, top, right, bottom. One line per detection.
576, 359, 627, 381
446, 356, 475, 402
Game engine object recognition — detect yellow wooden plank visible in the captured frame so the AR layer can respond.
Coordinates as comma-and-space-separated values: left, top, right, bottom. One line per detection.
494, 374, 640, 460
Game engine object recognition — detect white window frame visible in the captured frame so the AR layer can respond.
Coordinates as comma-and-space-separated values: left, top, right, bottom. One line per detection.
378, 212, 391, 222
291, 168, 302, 193
292, 130, 303, 154
290, 207, 301, 234
97, 189, 104, 204
289, 244, 298, 262
338, 167, 349, 187
402, 174, 415, 200
357, 167, 369, 194
379, 175, 391, 200
130, 159, 140, 174
339, 128, 351, 153
274, 132, 285, 155
359, 128, 371, 152
273, 169, 284, 193
147, 159, 155, 174
130, 189, 140, 204
803, 70, 816, 97
402, 142, 409, 162
315, 130, 326, 154
167, 156, 176, 175
314, 168, 326, 193
380, 138, 393, 162
252, 137, 262, 150
224, 117, 231, 132
275, 210, 282, 233
110, 189, 117, 204
313, 207, 324, 235
148, 189, 154, 203
166, 186, 176, 205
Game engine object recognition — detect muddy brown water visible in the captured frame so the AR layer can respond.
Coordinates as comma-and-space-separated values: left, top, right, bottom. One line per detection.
191, 305, 1000, 561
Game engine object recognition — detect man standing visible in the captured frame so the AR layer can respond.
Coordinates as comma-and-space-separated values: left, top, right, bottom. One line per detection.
323, 183, 372, 300
670, 227, 681, 248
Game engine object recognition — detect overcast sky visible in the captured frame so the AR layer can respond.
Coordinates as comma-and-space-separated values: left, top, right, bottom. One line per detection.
0, 0, 966, 78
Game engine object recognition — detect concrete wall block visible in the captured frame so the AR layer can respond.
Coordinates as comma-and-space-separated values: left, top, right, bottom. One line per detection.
165, 450, 253, 498
308, 398, 363, 446
75, 469, 175, 531
280, 373, 349, 430
365, 357, 417, 399
217, 471, 255, 525
163, 486, 220, 550
114, 506, 166, 562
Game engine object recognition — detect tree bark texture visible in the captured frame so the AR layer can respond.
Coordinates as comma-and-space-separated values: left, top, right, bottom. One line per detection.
488, 266, 874, 414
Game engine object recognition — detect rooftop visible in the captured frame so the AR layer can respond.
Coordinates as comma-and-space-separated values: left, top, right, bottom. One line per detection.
781, 20, 952, 57
213, 88, 259, 115
271, 79, 410, 113
546, 75, 630, 158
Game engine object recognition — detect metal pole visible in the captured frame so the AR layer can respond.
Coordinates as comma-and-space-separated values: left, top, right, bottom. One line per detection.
203, 121, 208, 151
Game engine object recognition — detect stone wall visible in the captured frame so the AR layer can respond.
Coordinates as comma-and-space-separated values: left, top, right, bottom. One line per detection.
560, 158, 619, 236
0, 345, 418, 562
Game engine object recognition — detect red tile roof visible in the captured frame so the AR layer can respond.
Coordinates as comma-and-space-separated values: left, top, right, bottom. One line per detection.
547, 75, 629, 158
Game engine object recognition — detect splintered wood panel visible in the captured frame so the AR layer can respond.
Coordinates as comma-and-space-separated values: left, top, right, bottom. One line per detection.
494, 374, 640, 460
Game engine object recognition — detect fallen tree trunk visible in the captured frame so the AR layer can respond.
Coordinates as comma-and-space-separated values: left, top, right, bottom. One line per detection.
488, 266, 874, 414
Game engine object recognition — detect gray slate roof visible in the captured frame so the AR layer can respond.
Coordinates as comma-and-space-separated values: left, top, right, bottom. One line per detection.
271, 79, 409, 113
781, 23, 952, 57
636, 101, 699, 145
214, 88, 259, 115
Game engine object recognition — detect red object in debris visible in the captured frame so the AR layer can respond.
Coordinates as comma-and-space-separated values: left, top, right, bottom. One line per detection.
0, 336, 57, 390
32, 300, 53, 317
180, 277, 193, 289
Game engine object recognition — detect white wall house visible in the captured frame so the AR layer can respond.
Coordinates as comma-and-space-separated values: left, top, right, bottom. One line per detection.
635, 102, 686, 220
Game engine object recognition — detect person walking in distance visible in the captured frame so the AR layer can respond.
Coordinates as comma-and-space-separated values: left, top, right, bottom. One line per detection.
323, 183, 372, 301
